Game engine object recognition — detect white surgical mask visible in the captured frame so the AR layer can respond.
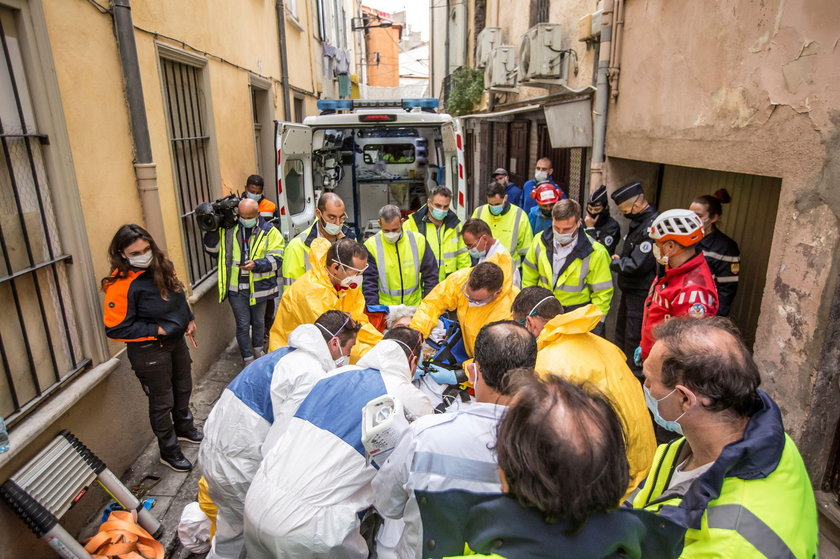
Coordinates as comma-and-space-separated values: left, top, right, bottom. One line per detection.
126, 251, 153, 268
322, 221, 343, 236
554, 230, 575, 246
383, 231, 402, 244
334, 347, 349, 368
653, 243, 669, 266
535, 171, 548, 182
244, 191, 262, 201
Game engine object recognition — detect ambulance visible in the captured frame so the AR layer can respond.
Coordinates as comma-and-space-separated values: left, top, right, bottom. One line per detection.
272, 98, 468, 241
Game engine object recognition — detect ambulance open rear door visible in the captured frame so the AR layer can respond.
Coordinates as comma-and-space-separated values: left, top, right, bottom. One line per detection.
275, 121, 314, 240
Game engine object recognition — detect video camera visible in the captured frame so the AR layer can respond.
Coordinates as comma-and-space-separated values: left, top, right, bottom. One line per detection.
195, 194, 240, 232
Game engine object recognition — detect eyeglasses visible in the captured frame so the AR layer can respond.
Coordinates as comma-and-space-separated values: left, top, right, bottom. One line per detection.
463, 235, 484, 251
462, 284, 496, 305
321, 211, 349, 224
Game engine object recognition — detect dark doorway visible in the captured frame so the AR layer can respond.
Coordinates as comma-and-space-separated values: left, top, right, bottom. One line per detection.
508, 120, 530, 188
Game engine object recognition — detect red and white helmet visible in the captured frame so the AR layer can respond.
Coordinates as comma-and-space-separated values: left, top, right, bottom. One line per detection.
531, 182, 561, 205
649, 209, 704, 246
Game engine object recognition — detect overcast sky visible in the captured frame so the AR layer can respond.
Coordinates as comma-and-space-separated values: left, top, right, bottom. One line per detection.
363, 0, 430, 41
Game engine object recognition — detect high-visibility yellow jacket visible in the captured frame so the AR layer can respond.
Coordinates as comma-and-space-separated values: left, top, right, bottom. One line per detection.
522, 227, 613, 317
204, 219, 285, 305
633, 392, 818, 559
410, 251, 518, 357
535, 304, 656, 500
281, 221, 355, 281
363, 230, 438, 307
471, 203, 533, 267
404, 205, 471, 281
268, 238, 382, 363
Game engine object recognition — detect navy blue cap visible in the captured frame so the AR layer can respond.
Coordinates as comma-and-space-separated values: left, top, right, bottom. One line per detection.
588, 185, 608, 205
610, 181, 644, 204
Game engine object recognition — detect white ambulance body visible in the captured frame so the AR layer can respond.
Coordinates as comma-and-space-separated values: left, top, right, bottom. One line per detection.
272, 99, 467, 242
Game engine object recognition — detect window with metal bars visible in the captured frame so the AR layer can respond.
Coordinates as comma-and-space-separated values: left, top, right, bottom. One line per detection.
160, 57, 216, 288
0, 8, 89, 426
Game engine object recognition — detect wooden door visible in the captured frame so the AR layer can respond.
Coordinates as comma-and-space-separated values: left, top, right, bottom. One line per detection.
508, 120, 530, 188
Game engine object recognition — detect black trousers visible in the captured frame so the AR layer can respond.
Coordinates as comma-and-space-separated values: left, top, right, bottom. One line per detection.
614, 288, 647, 377
126, 337, 195, 457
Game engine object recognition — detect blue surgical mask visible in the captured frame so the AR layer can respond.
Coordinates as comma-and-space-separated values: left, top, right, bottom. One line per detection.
239, 217, 257, 228
643, 385, 685, 435
488, 204, 504, 216
244, 191, 262, 201
431, 207, 448, 221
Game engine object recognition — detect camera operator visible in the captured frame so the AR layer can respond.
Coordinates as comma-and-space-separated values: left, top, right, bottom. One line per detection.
204, 197, 285, 364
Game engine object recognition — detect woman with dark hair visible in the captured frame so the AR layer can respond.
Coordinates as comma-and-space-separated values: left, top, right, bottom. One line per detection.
690, 189, 741, 317
445, 374, 684, 558
102, 224, 202, 472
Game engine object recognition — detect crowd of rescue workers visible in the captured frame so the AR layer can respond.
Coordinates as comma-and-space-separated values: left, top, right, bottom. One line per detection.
101, 159, 817, 559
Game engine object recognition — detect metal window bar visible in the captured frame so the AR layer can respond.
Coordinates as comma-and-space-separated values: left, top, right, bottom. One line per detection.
0, 13, 88, 426
161, 58, 216, 287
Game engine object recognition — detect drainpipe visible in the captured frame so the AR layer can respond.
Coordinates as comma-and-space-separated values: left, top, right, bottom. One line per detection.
276, 0, 292, 120
110, 0, 167, 247
444, 0, 451, 79
589, 0, 613, 193
609, 0, 625, 100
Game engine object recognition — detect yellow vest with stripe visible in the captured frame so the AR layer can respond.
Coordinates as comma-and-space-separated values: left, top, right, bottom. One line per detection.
404, 207, 471, 281
521, 230, 613, 316
471, 203, 533, 266
633, 435, 818, 559
364, 229, 427, 306
217, 223, 285, 305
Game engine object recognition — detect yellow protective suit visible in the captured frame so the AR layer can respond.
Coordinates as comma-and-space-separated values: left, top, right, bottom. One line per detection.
535, 304, 656, 500
268, 238, 382, 362
410, 251, 518, 357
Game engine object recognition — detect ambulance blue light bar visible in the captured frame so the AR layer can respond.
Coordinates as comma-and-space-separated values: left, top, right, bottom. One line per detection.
317, 98, 439, 113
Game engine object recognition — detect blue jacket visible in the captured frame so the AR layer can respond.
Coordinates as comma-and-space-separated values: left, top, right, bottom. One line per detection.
527, 206, 553, 234
505, 183, 523, 209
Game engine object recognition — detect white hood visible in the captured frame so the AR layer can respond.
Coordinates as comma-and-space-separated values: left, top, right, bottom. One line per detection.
288, 324, 337, 371
358, 340, 434, 420
357, 340, 411, 381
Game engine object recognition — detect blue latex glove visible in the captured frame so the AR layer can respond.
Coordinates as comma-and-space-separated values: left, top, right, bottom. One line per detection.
633, 346, 643, 368
426, 363, 458, 385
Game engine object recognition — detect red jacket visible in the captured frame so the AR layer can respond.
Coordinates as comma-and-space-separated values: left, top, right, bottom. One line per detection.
641, 253, 719, 359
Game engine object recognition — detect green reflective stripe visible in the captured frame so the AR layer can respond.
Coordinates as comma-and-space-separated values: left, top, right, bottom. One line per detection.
454, 248, 467, 255
442, 251, 461, 259
588, 280, 613, 291
374, 234, 421, 297
706, 505, 795, 559
522, 258, 537, 270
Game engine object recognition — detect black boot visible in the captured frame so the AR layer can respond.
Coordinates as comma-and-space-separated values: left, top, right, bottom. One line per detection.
160, 448, 192, 472
176, 427, 204, 444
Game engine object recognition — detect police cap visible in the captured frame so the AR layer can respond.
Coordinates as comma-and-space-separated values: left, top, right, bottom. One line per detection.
611, 181, 644, 205
588, 185, 609, 206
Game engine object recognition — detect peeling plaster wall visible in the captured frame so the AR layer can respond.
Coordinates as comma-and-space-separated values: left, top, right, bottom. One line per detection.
604, 0, 840, 480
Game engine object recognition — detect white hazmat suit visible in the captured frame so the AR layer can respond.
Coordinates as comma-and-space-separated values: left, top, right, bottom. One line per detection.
244, 340, 434, 559
199, 324, 336, 559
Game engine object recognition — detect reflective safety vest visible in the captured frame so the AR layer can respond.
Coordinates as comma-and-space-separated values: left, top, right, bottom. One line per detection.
471, 203, 533, 267
633, 427, 818, 559
522, 227, 613, 317
364, 230, 428, 306
215, 221, 285, 305
282, 221, 354, 282
404, 206, 471, 281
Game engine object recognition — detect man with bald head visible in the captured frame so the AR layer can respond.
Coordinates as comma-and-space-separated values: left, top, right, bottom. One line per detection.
283, 192, 356, 281
204, 196, 285, 363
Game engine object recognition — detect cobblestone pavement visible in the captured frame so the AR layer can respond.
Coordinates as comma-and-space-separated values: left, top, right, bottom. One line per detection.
80, 340, 242, 558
